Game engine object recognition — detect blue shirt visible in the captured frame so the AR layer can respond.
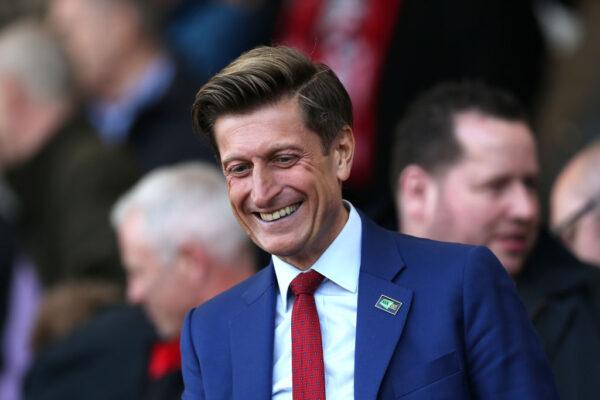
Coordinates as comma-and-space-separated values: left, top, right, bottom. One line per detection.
88, 55, 175, 145
272, 202, 361, 399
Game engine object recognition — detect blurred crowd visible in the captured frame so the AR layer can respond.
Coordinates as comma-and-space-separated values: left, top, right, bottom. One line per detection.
0, 0, 599, 399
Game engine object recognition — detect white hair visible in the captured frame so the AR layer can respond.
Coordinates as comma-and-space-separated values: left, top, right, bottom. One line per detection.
111, 162, 248, 265
0, 20, 74, 101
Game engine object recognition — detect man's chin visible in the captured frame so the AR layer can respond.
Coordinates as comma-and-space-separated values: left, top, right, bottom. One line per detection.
255, 234, 300, 257
495, 252, 526, 277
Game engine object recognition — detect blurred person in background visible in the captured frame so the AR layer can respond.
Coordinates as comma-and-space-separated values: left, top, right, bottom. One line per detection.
0, 18, 145, 400
47, 0, 214, 171
0, 19, 139, 288
111, 162, 255, 399
26, 161, 253, 399
391, 81, 600, 400
551, 139, 600, 268
24, 279, 155, 400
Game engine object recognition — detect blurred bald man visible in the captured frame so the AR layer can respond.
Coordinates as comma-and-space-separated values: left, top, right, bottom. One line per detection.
551, 140, 600, 268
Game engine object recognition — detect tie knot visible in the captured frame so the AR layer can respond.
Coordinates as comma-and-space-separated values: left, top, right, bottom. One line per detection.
290, 270, 324, 296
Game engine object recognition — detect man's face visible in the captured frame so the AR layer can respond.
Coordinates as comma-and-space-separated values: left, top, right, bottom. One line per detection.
214, 97, 353, 269
559, 211, 600, 267
0, 78, 44, 168
118, 212, 195, 339
423, 112, 540, 275
48, 0, 128, 95
551, 181, 600, 267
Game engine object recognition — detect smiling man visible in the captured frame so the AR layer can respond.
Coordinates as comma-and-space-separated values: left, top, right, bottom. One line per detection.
391, 81, 600, 399
181, 47, 557, 399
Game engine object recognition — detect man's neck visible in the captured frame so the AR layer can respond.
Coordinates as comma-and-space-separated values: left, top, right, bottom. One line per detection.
282, 206, 349, 271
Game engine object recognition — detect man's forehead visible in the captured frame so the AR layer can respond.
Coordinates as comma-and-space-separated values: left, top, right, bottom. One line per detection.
454, 110, 532, 136
214, 97, 320, 155
453, 112, 536, 157
551, 167, 590, 223
436, 113, 538, 182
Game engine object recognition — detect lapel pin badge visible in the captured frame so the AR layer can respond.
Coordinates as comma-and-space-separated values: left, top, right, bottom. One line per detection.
375, 295, 402, 315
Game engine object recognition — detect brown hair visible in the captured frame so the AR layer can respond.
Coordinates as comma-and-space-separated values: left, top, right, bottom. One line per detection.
30, 280, 122, 353
390, 81, 529, 193
192, 46, 353, 159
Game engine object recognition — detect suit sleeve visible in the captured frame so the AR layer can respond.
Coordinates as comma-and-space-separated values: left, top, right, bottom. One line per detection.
462, 246, 559, 399
181, 308, 206, 400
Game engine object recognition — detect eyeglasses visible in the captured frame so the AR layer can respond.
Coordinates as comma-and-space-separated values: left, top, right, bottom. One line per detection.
552, 193, 600, 242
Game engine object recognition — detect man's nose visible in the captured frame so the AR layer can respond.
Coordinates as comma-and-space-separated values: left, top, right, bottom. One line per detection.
251, 165, 279, 207
508, 183, 539, 222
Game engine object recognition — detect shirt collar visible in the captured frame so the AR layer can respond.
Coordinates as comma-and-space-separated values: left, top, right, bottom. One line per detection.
89, 54, 175, 144
273, 201, 362, 310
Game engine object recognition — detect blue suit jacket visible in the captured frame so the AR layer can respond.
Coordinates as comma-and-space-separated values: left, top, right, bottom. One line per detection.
181, 213, 558, 399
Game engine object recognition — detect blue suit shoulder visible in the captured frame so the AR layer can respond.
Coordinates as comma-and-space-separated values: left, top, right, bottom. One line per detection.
186, 265, 274, 330
360, 213, 505, 285
362, 221, 559, 398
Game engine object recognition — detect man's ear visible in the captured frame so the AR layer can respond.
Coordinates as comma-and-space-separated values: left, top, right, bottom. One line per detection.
174, 243, 209, 283
2, 78, 28, 120
333, 126, 355, 182
396, 165, 436, 230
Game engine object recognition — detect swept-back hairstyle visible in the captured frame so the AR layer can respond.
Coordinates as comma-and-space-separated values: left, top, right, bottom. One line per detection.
192, 46, 353, 159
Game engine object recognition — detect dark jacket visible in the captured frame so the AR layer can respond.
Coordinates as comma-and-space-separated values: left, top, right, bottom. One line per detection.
146, 370, 183, 400
126, 63, 215, 172
24, 305, 157, 400
517, 229, 600, 400
0, 212, 15, 371
6, 116, 140, 287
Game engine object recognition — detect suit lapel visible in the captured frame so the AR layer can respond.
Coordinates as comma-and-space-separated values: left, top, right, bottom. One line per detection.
229, 265, 277, 400
355, 215, 413, 400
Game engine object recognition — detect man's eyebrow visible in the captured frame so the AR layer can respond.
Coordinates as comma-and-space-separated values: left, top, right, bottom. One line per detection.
220, 154, 246, 166
221, 143, 302, 165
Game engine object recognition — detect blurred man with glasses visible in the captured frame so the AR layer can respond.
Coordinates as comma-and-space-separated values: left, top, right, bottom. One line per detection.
551, 140, 600, 268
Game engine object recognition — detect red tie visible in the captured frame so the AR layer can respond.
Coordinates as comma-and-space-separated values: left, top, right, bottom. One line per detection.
290, 270, 326, 400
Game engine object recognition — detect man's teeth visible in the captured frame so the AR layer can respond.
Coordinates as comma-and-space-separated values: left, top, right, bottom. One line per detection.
260, 204, 299, 221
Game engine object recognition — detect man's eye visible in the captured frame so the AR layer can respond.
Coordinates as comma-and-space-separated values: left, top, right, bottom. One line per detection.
273, 155, 297, 166
227, 164, 251, 176
482, 178, 509, 194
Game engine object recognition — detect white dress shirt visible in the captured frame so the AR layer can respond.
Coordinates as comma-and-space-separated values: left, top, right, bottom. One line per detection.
272, 202, 362, 399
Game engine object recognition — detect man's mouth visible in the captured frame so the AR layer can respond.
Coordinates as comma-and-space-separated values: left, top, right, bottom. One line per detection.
258, 203, 300, 222
495, 233, 530, 253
